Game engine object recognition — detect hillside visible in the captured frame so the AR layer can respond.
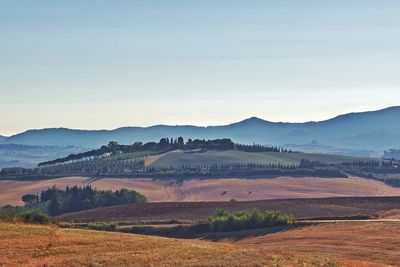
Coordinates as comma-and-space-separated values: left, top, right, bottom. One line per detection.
229, 222, 400, 266
2, 176, 400, 206
2, 221, 399, 266
55, 196, 400, 223
3, 106, 400, 152
0, 222, 296, 266
0, 144, 85, 169
149, 150, 369, 169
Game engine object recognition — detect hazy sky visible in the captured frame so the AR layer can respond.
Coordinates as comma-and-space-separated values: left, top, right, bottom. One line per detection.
1, 1, 400, 136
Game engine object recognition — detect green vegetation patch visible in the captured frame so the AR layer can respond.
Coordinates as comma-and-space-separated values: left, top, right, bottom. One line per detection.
207, 209, 294, 232
0, 207, 51, 224
88, 222, 117, 231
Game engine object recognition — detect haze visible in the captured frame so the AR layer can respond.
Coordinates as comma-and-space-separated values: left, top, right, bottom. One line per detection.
1, 0, 400, 136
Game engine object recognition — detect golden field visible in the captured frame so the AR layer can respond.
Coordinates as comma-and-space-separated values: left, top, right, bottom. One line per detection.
1, 221, 400, 266
0, 222, 338, 267
2, 175, 400, 206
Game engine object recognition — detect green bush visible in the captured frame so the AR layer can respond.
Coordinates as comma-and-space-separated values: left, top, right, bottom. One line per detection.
207, 209, 294, 232
87, 222, 117, 231
0, 207, 51, 224
19, 210, 51, 224
58, 221, 75, 228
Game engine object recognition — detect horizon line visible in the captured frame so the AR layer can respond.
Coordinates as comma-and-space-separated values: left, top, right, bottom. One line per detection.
1, 105, 398, 138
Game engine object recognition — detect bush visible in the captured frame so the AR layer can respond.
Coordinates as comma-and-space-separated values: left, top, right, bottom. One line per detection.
207, 209, 294, 232
58, 221, 75, 228
19, 210, 51, 224
0, 207, 51, 224
87, 222, 117, 231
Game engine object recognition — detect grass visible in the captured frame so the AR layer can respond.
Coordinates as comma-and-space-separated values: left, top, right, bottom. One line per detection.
232, 221, 400, 266
2, 221, 395, 266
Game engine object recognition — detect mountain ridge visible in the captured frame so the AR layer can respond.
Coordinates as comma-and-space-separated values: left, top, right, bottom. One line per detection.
2, 106, 400, 151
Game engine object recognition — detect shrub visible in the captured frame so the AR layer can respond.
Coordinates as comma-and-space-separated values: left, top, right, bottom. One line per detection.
19, 210, 52, 224
58, 221, 75, 228
207, 209, 294, 232
0, 207, 51, 224
87, 222, 117, 231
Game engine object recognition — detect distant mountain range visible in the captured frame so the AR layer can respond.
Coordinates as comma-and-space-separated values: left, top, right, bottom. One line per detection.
1, 106, 400, 153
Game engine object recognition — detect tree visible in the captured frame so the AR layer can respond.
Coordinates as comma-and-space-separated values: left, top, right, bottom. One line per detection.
48, 193, 63, 216
21, 194, 39, 205
177, 136, 184, 148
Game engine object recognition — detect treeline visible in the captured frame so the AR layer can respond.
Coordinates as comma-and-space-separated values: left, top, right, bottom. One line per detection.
1, 159, 144, 177
22, 185, 147, 216
37, 138, 291, 166
38, 159, 144, 176
142, 163, 348, 179
207, 209, 294, 232
0, 158, 349, 179
339, 159, 400, 168
384, 149, 400, 160
235, 143, 293, 153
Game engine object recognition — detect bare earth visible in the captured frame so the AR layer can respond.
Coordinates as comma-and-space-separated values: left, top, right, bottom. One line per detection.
1, 176, 400, 206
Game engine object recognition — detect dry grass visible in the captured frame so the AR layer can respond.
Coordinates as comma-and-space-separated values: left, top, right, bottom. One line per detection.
1, 222, 397, 266
230, 222, 400, 266
377, 209, 400, 219
2, 176, 400, 206
0, 222, 339, 267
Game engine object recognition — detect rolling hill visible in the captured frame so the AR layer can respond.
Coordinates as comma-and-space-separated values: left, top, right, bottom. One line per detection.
2, 176, 400, 206
148, 150, 370, 169
2, 106, 400, 152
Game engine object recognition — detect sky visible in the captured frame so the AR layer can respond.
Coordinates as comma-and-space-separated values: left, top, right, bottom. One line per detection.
1, 0, 400, 136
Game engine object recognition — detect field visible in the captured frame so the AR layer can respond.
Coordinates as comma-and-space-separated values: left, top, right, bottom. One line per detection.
1, 221, 398, 266
148, 150, 371, 168
0, 222, 296, 267
55, 196, 400, 223
225, 222, 400, 266
2, 176, 400, 206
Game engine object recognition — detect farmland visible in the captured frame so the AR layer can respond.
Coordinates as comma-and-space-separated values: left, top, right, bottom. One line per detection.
1, 176, 400, 206
55, 196, 400, 223
1, 221, 399, 266
6, 139, 397, 183
227, 222, 400, 266
0, 222, 300, 267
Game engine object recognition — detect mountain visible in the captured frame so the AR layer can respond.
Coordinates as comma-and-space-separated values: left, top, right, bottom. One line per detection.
3, 106, 400, 152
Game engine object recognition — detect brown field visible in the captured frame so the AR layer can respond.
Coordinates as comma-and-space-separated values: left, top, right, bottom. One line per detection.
1, 222, 398, 266
0, 222, 335, 267
56, 196, 400, 223
2, 175, 400, 206
226, 222, 400, 266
